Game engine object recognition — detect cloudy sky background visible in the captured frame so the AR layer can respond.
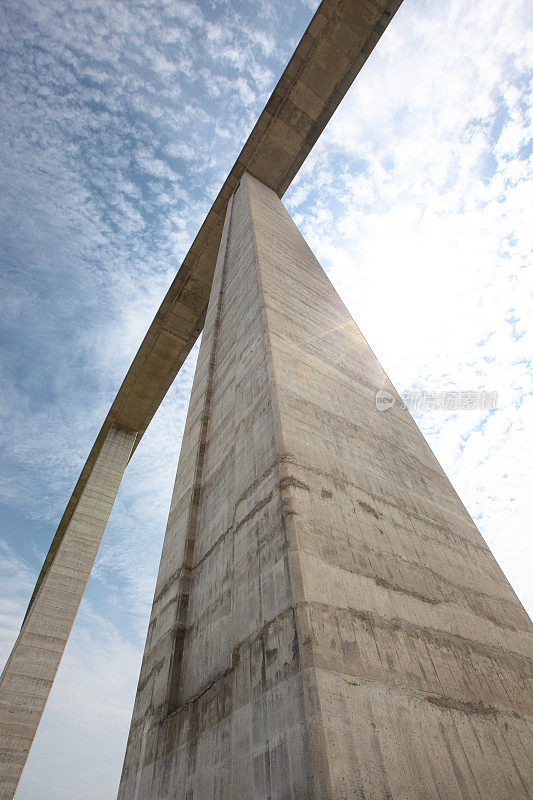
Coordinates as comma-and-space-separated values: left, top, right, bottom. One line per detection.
0, 0, 531, 797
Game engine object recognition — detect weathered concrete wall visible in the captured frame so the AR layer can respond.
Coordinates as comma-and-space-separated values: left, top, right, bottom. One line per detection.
0, 425, 136, 800
118, 174, 533, 799
24, 1, 405, 635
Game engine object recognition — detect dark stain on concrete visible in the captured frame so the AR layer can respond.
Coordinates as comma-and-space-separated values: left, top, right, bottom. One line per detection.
426, 695, 498, 718
374, 576, 441, 605
280, 475, 310, 491
358, 500, 380, 519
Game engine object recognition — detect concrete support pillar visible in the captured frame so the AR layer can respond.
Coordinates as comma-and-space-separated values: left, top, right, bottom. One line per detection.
0, 424, 136, 800
118, 172, 532, 799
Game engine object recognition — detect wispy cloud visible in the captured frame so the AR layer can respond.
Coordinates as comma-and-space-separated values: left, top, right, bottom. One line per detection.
1, 0, 531, 797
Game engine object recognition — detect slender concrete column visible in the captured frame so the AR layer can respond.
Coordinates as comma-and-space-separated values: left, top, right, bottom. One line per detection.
119, 173, 532, 799
0, 424, 136, 800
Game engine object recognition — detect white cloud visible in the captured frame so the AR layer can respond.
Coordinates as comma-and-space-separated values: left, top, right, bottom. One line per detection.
0, 543, 34, 663
14, 602, 143, 800
0, 0, 531, 797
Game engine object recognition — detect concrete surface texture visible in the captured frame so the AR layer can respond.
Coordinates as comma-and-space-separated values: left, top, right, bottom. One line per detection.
118, 173, 533, 799
0, 425, 136, 800
25, 0, 403, 628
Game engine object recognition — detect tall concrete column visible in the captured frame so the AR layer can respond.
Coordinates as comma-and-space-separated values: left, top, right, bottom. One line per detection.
0, 424, 136, 800
119, 173, 532, 799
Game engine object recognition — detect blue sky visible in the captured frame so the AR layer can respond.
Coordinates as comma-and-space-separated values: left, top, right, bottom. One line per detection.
0, 0, 531, 797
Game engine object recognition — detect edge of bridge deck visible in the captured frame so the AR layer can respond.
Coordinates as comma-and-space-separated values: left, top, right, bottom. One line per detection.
24, 0, 403, 621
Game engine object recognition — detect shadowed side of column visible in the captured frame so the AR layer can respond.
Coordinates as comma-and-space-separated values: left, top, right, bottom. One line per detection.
118, 177, 322, 800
